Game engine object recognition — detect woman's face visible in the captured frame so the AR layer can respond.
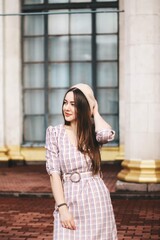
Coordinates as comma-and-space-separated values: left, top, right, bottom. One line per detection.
63, 91, 76, 123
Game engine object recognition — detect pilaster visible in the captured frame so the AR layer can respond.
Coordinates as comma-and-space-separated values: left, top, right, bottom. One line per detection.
0, 0, 9, 161
117, 0, 160, 185
4, 0, 24, 160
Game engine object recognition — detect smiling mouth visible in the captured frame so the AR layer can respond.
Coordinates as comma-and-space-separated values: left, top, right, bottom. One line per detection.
64, 113, 72, 117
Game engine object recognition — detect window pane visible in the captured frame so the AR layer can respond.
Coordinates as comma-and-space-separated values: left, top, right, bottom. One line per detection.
97, 62, 118, 87
97, 0, 117, 2
24, 90, 45, 114
24, 0, 44, 4
97, 35, 117, 60
49, 36, 69, 61
97, 89, 118, 114
24, 64, 44, 88
71, 36, 91, 61
48, 64, 69, 87
24, 15, 44, 36
48, 10, 69, 35
24, 116, 45, 142
71, 0, 91, 2
71, 63, 92, 85
49, 89, 67, 114
24, 37, 44, 62
49, 0, 68, 2
70, 11, 91, 34
49, 115, 64, 126
97, 10, 117, 33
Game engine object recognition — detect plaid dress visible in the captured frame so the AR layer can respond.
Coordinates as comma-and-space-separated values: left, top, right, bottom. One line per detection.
45, 124, 117, 240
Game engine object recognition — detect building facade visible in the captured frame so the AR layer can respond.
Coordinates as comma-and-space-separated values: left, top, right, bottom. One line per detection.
0, 0, 160, 184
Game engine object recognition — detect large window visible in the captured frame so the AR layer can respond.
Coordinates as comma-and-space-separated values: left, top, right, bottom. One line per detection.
22, 0, 119, 145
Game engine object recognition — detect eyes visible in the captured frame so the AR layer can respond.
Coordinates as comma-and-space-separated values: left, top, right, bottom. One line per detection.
63, 100, 75, 106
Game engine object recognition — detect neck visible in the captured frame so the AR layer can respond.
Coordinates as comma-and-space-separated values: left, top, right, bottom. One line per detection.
70, 121, 77, 133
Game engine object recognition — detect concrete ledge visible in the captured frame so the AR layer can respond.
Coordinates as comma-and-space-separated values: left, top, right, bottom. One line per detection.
116, 180, 160, 192
148, 183, 160, 192
116, 180, 147, 191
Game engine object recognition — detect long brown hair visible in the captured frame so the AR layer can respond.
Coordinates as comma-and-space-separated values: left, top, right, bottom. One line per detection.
62, 87, 102, 175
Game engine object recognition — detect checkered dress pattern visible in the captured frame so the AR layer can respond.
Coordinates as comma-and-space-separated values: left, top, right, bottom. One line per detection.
45, 124, 117, 240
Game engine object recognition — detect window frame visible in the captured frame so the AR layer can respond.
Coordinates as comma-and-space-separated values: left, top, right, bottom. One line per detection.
21, 0, 119, 145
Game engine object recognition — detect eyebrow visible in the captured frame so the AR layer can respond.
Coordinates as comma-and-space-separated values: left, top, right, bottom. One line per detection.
64, 99, 75, 103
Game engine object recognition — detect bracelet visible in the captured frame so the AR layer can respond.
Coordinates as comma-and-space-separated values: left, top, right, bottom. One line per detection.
57, 203, 67, 208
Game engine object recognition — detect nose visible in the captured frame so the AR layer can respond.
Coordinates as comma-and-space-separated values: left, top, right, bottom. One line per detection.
64, 103, 71, 111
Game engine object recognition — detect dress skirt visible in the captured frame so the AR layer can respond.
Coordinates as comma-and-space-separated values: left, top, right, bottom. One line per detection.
53, 175, 117, 240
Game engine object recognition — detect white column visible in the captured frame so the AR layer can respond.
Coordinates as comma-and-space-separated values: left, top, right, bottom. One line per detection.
0, 0, 8, 161
117, 0, 160, 185
4, 0, 23, 160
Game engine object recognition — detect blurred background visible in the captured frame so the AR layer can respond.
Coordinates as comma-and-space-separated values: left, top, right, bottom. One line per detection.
0, 0, 160, 186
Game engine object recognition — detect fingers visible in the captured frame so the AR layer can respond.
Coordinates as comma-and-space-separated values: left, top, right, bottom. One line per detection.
61, 219, 76, 230
59, 209, 76, 230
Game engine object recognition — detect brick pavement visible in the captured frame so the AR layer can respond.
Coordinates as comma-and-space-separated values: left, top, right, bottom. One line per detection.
0, 197, 159, 240
0, 162, 120, 194
0, 162, 160, 239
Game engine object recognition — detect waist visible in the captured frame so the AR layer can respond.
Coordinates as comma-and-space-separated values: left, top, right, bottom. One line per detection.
62, 171, 100, 183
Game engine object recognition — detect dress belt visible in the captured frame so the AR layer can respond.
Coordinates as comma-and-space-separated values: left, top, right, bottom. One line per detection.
63, 171, 98, 183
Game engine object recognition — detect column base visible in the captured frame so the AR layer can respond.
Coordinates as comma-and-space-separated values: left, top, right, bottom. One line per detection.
117, 159, 160, 183
8, 146, 24, 160
0, 147, 9, 161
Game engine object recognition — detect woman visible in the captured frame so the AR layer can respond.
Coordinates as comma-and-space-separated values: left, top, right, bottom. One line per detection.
45, 83, 117, 240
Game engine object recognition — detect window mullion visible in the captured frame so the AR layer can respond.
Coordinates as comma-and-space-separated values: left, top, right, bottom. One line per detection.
92, 9, 97, 97
44, 13, 49, 129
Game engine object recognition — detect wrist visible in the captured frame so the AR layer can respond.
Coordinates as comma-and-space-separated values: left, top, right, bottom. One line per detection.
58, 205, 68, 214
57, 203, 68, 212
57, 203, 67, 208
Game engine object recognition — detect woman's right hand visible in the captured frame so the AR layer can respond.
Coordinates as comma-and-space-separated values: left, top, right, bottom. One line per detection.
59, 206, 76, 230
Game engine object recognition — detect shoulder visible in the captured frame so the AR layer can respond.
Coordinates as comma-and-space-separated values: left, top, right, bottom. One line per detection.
46, 124, 64, 135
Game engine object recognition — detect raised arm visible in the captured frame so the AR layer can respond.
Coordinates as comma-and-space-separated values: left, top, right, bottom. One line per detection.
93, 100, 112, 132
93, 100, 115, 144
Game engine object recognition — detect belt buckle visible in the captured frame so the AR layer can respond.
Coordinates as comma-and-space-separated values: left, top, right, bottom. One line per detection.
70, 172, 81, 183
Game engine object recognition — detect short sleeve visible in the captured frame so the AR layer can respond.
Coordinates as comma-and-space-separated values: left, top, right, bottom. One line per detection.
45, 126, 61, 175
96, 129, 115, 144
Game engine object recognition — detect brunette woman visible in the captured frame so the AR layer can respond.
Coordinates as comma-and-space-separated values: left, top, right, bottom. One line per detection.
45, 83, 117, 240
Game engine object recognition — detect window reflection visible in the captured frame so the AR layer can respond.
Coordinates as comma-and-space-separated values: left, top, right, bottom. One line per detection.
97, 9, 117, 33
48, 11, 69, 35
70, 11, 91, 34
71, 36, 91, 61
97, 89, 118, 114
71, 63, 92, 85
24, 64, 44, 88
24, 0, 44, 4
48, 64, 69, 87
49, 36, 69, 61
24, 15, 44, 36
97, 62, 118, 87
24, 37, 44, 62
24, 90, 45, 114
97, 35, 117, 60
24, 116, 45, 142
